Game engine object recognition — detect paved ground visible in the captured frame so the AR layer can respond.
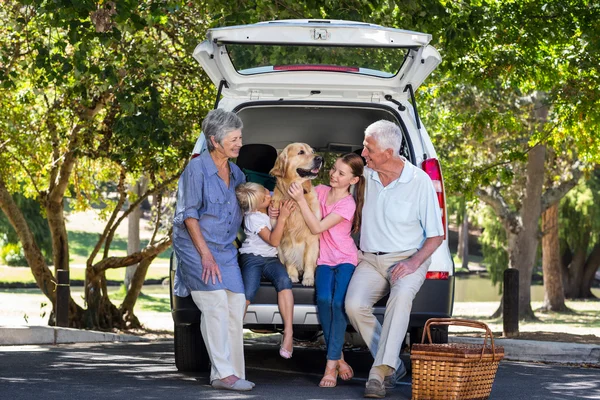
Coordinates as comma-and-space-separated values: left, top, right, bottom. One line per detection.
1, 340, 599, 400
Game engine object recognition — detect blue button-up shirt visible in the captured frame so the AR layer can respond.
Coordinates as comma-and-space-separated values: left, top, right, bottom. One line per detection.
172, 151, 245, 296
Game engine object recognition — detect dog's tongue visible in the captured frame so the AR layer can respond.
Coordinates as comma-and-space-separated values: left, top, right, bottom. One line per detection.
311, 168, 319, 174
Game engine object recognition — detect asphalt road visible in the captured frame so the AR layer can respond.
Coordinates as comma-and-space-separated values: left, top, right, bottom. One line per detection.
1, 339, 599, 400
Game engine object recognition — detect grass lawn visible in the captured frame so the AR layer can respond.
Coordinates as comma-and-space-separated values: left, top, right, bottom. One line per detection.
67, 230, 171, 265
0, 264, 169, 284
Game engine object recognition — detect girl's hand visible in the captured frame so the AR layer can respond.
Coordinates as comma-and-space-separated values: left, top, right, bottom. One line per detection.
201, 252, 222, 285
268, 201, 280, 218
279, 199, 296, 220
288, 182, 304, 201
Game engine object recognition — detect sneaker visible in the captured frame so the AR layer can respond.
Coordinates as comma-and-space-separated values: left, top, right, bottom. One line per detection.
384, 362, 407, 389
364, 379, 386, 398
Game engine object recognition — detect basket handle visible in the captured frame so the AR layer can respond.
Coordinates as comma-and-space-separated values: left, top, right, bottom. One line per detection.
420, 318, 497, 362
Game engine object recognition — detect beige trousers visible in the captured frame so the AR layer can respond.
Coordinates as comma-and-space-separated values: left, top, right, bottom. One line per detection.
345, 250, 430, 370
191, 290, 246, 382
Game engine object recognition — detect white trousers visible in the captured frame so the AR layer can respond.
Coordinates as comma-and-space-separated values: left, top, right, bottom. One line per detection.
191, 290, 246, 382
345, 250, 430, 370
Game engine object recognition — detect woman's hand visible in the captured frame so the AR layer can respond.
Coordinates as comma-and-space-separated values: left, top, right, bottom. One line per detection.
288, 182, 305, 202
201, 252, 222, 285
279, 199, 296, 220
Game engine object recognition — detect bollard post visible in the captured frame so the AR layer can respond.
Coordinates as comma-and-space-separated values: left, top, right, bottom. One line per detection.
56, 269, 70, 327
503, 268, 519, 337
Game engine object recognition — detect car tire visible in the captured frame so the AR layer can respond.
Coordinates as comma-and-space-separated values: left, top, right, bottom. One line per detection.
174, 322, 210, 372
410, 325, 448, 345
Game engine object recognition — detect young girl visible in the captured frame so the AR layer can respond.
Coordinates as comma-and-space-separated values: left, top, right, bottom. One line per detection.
288, 152, 365, 388
235, 182, 296, 359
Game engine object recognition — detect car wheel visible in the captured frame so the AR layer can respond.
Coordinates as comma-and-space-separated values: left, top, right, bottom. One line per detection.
174, 322, 210, 372
410, 325, 448, 345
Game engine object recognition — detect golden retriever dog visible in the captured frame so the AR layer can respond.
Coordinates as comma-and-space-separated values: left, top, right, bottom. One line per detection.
270, 143, 323, 286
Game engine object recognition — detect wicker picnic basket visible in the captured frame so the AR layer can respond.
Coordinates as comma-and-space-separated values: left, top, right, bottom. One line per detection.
411, 318, 504, 400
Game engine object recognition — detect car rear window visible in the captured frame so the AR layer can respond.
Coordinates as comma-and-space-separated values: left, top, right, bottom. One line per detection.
225, 44, 409, 78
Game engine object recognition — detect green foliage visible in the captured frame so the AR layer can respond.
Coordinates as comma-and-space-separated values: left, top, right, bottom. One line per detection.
0, 242, 27, 266
478, 206, 508, 293
560, 170, 600, 253
0, 192, 52, 261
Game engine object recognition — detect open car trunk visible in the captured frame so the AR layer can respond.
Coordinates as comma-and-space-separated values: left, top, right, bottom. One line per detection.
234, 102, 414, 162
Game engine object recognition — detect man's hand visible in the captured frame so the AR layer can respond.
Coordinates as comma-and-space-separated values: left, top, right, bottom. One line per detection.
201, 252, 222, 285
389, 258, 420, 282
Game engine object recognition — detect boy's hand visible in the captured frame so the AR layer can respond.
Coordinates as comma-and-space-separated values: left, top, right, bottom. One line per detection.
279, 199, 296, 219
287, 182, 304, 201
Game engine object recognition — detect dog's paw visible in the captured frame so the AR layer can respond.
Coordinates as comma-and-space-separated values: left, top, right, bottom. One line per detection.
289, 275, 300, 283
302, 276, 315, 287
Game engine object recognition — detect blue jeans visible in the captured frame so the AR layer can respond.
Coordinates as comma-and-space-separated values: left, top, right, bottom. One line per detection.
315, 263, 356, 360
240, 253, 293, 303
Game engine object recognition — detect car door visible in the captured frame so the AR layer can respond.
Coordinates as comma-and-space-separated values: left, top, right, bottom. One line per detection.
192, 19, 441, 101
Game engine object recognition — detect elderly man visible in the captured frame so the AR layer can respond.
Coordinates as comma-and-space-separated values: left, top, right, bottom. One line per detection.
345, 120, 444, 398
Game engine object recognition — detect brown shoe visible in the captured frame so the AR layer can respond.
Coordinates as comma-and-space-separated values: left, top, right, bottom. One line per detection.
364, 379, 386, 398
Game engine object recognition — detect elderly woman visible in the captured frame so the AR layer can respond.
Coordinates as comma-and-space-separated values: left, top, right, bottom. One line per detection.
172, 109, 253, 391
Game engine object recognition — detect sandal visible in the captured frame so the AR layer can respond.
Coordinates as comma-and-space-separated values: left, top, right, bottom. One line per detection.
338, 359, 354, 381
319, 365, 338, 388
279, 335, 293, 359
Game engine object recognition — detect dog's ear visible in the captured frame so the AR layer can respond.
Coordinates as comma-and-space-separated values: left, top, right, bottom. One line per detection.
270, 150, 287, 178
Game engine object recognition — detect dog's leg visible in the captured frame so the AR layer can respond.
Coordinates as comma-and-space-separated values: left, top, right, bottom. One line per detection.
286, 264, 300, 283
301, 236, 319, 287
277, 251, 298, 283
283, 241, 305, 283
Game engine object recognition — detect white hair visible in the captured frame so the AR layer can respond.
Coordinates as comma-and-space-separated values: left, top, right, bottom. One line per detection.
202, 109, 243, 152
364, 120, 402, 158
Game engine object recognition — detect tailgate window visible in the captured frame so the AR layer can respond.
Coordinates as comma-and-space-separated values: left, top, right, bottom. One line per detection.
225, 44, 409, 78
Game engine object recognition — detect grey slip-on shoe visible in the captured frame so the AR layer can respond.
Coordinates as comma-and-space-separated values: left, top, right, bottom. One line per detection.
364, 379, 386, 398
384, 362, 407, 389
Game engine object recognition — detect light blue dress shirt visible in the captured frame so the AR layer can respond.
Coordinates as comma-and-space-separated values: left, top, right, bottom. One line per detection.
172, 151, 245, 296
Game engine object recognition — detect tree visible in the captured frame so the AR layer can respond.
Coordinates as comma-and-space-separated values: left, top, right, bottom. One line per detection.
124, 176, 148, 291
0, 0, 213, 329
418, 1, 600, 319
541, 203, 568, 311
560, 171, 600, 299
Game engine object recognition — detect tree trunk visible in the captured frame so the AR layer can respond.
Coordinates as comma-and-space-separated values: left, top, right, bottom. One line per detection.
0, 180, 56, 301
508, 144, 546, 320
46, 198, 70, 273
457, 206, 469, 270
540, 203, 568, 311
125, 177, 148, 290
579, 243, 600, 298
0, 179, 84, 326
564, 241, 589, 298
120, 255, 156, 329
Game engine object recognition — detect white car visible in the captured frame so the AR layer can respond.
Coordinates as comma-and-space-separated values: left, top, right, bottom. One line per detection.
170, 19, 454, 371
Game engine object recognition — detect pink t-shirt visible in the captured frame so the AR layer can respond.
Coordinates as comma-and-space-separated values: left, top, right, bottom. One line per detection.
314, 185, 358, 267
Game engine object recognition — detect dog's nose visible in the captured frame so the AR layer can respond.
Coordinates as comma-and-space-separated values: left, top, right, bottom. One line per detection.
315, 156, 323, 164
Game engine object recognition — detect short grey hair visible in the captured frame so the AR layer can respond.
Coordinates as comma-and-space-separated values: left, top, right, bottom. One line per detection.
202, 109, 243, 152
364, 120, 402, 158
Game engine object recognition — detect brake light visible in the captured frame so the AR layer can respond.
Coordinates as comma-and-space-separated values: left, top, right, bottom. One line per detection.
273, 64, 359, 72
421, 158, 447, 240
426, 271, 449, 280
